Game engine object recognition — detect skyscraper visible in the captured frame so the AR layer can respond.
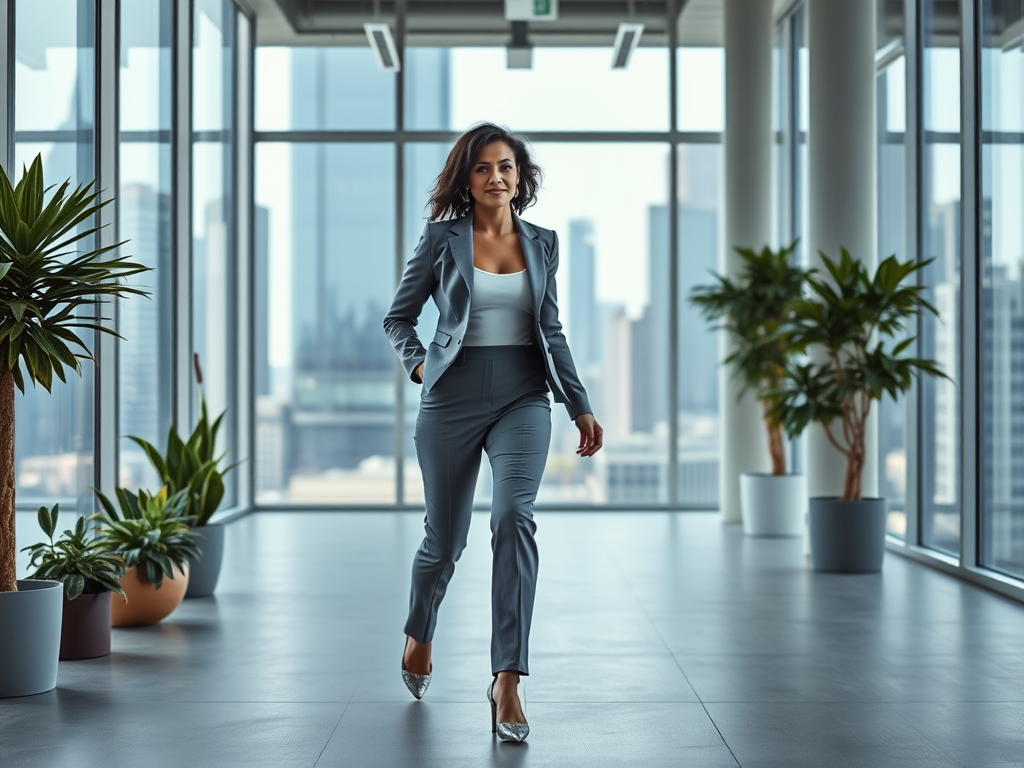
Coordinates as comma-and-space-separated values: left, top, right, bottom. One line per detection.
568, 219, 599, 369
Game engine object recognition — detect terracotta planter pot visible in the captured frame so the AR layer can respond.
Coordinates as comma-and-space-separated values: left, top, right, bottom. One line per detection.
111, 564, 189, 628
61, 591, 112, 660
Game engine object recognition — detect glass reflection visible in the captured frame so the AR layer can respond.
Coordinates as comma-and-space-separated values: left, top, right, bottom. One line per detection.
920, 0, 962, 554
878, 55, 907, 538
980, 0, 1024, 577
119, 0, 173, 491
13, 0, 96, 507
255, 143, 397, 504
193, 0, 238, 507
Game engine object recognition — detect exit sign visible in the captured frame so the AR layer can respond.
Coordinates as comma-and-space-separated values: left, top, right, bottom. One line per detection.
505, 0, 559, 21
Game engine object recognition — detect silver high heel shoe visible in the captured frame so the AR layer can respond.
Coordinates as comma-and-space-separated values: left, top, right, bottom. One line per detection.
401, 638, 431, 700
487, 679, 529, 743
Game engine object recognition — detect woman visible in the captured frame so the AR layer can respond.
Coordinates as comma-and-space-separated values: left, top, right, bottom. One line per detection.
384, 122, 603, 743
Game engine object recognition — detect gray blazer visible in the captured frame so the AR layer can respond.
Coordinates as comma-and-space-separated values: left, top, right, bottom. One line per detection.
383, 212, 593, 420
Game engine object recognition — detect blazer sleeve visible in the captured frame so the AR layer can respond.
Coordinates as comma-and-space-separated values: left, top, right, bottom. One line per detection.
539, 231, 593, 420
383, 225, 436, 383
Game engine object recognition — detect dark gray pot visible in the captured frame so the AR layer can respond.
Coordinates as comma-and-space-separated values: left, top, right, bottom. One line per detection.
809, 497, 888, 573
0, 580, 63, 697
185, 522, 225, 599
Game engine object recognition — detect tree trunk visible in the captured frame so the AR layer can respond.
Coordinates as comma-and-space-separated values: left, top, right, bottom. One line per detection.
0, 372, 16, 592
843, 442, 864, 501
766, 420, 787, 476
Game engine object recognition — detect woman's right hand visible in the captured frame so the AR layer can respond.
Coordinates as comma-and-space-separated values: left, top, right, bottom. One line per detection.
415, 363, 424, 382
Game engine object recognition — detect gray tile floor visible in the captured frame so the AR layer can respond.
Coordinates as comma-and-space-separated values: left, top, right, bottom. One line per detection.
4, 511, 1024, 767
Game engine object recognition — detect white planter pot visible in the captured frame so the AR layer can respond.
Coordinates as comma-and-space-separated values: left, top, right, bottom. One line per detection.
740, 472, 807, 537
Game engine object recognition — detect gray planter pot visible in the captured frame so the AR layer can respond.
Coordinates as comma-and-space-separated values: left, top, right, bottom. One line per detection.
809, 497, 888, 573
185, 522, 225, 599
0, 579, 63, 698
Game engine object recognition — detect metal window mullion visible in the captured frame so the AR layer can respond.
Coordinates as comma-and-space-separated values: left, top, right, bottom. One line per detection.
667, 0, 679, 505
959, 0, 980, 569
1, 0, 11, 172
235, 8, 254, 514
903, 0, 922, 549
778, 16, 793, 246
94, 0, 120, 504
394, 0, 406, 507
173, 0, 193, 435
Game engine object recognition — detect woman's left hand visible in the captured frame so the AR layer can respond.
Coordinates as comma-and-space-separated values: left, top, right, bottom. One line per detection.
574, 414, 604, 457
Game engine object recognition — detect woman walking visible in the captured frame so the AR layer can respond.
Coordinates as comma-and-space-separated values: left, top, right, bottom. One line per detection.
384, 123, 603, 742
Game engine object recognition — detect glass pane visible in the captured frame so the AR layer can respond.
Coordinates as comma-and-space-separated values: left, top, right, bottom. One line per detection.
119, 0, 173, 491
405, 48, 670, 132
13, 0, 96, 509
677, 48, 724, 131
920, 0, 961, 554
677, 145, 721, 505
255, 144, 397, 504
193, 0, 238, 507
980, 0, 1024, 577
529, 143, 672, 503
255, 47, 396, 131
877, 58, 907, 538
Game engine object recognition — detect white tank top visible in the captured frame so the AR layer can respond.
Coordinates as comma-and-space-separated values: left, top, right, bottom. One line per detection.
463, 268, 535, 346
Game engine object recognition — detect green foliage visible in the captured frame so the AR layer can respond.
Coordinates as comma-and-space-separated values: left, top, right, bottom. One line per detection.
689, 241, 810, 402
766, 248, 948, 499
0, 154, 150, 392
90, 487, 201, 589
126, 355, 238, 528
21, 504, 126, 600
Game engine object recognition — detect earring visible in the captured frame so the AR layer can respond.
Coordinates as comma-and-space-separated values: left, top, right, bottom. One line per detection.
461, 188, 470, 204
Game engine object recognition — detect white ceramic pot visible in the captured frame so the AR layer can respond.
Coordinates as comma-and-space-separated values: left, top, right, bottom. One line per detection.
740, 472, 807, 537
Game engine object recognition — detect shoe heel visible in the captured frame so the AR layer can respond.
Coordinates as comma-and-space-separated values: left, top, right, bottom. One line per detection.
487, 681, 497, 734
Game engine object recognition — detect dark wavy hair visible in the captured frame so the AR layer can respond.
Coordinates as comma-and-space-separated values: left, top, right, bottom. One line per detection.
427, 122, 542, 222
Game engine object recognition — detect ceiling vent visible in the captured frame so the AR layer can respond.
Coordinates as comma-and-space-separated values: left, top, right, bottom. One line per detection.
364, 22, 400, 72
611, 22, 644, 69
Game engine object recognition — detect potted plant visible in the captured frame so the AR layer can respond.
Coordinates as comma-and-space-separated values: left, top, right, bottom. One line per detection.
769, 248, 946, 572
91, 486, 201, 627
0, 156, 146, 697
689, 242, 813, 536
126, 353, 238, 598
21, 504, 126, 660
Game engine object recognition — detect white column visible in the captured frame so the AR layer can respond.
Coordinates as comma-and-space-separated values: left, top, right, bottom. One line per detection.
806, 0, 878, 499
721, 0, 774, 523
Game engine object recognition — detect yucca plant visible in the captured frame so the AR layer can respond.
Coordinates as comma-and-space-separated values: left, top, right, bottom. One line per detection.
768, 248, 948, 500
0, 156, 148, 593
689, 241, 812, 475
21, 504, 126, 600
90, 487, 201, 589
126, 353, 238, 528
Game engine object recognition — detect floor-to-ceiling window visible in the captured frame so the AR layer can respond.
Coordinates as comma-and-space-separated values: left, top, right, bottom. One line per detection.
13, 0, 96, 510
254, 48, 398, 504
877, 2, 909, 538
255, 43, 722, 507
119, 0, 174, 490
921, 0, 962, 554
193, 0, 239, 507
980, 0, 1024, 578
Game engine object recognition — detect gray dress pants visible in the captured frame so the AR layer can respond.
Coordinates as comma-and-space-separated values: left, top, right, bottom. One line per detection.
405, 344, 552, 676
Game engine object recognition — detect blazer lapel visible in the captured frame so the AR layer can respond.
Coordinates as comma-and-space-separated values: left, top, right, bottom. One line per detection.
447, 213, 474, 296
515, 215, 544, 314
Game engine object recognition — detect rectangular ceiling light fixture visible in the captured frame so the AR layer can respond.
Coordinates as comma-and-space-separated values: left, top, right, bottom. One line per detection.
612, 22, 644, 69
364, 22, 400, 71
